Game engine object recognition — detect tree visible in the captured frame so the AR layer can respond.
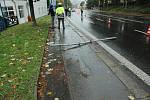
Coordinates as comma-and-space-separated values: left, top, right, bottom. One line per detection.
80, 1, 85, 7
87, 0, 99, 9
29, 0, 37, 26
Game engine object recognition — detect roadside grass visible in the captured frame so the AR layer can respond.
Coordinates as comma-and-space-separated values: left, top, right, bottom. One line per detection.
103, 6, 150, 15
0, 15, 50, 99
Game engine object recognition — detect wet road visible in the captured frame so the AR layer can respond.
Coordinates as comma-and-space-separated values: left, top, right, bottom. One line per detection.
69, 9, 150, 75
58, 21, 129, 100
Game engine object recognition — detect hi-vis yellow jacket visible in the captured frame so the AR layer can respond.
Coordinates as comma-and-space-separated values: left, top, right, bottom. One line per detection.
56, 7, 65, 18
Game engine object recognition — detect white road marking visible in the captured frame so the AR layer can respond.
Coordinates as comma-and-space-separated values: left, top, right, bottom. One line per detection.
97, 13, 144, 23
95, 18, 104, 22
134, 29, 148, 35
112, 19, 125, 23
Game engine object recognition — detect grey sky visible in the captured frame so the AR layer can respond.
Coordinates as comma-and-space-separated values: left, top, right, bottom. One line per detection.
71, 0, 82, 5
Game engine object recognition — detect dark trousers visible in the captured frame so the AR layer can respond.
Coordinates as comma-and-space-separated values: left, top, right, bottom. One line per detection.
51, 16, 55, 28
58, 18, 65, 29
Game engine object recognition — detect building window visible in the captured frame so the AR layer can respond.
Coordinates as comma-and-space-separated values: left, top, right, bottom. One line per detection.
18, 5, 24, 18
1, 6, 14, 17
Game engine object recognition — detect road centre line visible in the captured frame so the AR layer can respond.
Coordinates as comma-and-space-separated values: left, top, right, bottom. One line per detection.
95, 18, 104, 21
97, 13, 144, 24
134, 29, 148, 35
112, 18, 125, 23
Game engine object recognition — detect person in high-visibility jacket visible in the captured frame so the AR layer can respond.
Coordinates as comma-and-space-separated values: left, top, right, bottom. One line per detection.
56, 3, 65, 29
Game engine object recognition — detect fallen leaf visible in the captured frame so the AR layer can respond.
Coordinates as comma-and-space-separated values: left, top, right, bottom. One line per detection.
45, 71, 52, 75
10, 55, 14, 57
10, 58, 16, 61
48, 53, 54, 56
0, 82, 4, 86
38, 82, 41, 85
47, 61, 51, 64
24, 52, 28, 55
22, 69, 26, 72
9, 62, 14, 65
12, 44, 15, 47
43, 57, 47, 60
45, 63, 49, 68
54, 98, 59, 100
47, 91, 52, 96
27, 57, 33, 60
1, 74, 7, 78
3, 54, 7, 56
42, 75, 45, 78
128, 96, 135, 100
47, 68, 53, 72
12, 85, 16, 89
21, 59, 28, 65
8, 80, 13, 83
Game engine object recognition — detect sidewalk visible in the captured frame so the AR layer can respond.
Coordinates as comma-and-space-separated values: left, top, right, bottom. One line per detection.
37, 17, 150, 100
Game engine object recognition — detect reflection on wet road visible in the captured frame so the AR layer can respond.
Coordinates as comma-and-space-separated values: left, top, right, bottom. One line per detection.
69, 10, 150, 75
61, 21, 128, 100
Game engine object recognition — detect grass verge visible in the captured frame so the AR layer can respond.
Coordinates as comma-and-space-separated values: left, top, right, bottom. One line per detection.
0, 15, 50, 99
103, 6, 150, 16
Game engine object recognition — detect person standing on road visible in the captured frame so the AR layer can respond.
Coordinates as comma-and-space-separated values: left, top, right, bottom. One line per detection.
56, 3, 65, 29
80, 7, 83, 17
48, 4, 55, 29
65, 7, 68, 16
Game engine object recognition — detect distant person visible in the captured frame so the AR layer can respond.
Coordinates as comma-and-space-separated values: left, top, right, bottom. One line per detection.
80, 7, 83, 17
48, 4, 55, 29
56, 3, 65, 29
65, 7, 68, 16
68, 8, 71, 16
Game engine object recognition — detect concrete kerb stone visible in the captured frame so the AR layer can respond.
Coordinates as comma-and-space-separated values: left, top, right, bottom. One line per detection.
66, 17, 150, 87
97, 41, 150, 86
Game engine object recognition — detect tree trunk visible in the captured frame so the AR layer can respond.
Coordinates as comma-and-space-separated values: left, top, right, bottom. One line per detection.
28, 0, 37, 26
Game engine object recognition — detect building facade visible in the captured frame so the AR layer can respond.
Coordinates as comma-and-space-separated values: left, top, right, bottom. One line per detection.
0, 0, 47, 24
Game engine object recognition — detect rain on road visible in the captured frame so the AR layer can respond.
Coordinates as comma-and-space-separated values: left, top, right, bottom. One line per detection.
69, 9, 150, 75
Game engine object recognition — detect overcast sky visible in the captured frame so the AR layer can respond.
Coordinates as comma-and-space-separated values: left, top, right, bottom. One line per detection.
71, 0, 82, 5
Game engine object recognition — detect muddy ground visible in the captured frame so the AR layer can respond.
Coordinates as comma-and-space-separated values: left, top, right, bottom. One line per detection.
37, 28, 70, 100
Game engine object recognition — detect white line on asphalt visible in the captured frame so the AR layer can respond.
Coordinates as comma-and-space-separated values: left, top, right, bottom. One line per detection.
112, 19, 125, 23
97, 13, 144, 24
134, 29, 148, 35
87, 20, 95, 24
95, 18, 104, 22
82, 18, 95, 24
67, 17, 150, 86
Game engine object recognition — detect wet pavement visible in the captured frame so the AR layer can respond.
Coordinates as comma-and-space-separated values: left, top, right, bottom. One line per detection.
69, 9, 150, 75
39, 10, 150, 99
56, 19, 130, 100
37, 29, 70, 100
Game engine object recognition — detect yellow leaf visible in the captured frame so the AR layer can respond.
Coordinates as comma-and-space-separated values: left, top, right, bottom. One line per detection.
12, 44, 16, 47
128, 96, 135, 100
1, 74, 7, 78
47, 91, 52, 96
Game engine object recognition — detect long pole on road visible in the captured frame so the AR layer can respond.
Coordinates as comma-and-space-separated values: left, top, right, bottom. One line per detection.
48, 37, 117, 46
